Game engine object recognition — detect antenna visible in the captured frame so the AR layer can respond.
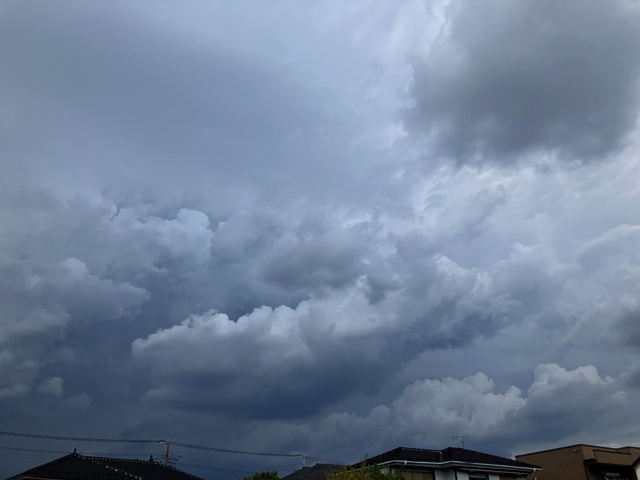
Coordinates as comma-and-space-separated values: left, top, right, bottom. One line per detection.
451, 435, 474, 449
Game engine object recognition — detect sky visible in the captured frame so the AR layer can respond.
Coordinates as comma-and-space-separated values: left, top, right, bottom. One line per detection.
2, 0, 640, 478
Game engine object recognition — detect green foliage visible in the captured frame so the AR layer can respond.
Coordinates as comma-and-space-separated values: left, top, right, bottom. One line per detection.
242, 471, 280, 480
326, 461, 405, 480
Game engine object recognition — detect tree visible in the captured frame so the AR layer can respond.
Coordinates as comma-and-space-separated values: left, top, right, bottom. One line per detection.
242, 471, 280, 480
326, 462, 405, 480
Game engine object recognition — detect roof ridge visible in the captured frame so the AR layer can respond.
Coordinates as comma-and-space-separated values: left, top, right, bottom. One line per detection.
83, 455, 146, 480
400, 447, 441, 451
84, 454, 205, 480
84, 456, 158, 466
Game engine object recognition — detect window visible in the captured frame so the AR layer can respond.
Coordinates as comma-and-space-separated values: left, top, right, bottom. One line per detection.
401, 471, 435, 480
468, 474, 488, 480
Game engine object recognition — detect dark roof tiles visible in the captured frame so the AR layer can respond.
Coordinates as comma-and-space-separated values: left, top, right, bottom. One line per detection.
280, 463, 344, 480
357, 447, 539, 470
7, 452, 205, 480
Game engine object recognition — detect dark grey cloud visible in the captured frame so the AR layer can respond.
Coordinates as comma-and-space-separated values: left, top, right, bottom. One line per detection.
408, 0, 640, 166
262, 213, 371, 292
0, 2, 305, 160
131, 363, 639, 471
130, 213, 562, 420
3, 1, 640, 479
0, 1, 399, 214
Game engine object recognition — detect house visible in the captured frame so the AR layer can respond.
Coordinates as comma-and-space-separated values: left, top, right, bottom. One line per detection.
355, 446, 539, 480
280, 463, 345, 480
516, 444, 640, 480
5, 450, 205, 480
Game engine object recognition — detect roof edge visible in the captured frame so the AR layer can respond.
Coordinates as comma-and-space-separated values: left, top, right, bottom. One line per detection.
516, 445, 640, 458
371, 459, 539, 473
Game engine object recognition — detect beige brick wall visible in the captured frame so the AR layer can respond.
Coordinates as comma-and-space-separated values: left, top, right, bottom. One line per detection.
517, 446, 590, 480
517, 446, 640, 480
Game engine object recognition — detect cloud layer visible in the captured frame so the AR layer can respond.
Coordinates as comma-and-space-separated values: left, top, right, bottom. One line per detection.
2, 1, 640, 479
407, 0, 640, 165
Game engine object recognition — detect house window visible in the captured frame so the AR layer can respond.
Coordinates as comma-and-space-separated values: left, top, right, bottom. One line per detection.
604, 473, 624, 480
468, 473, 488, 480
401, 471, 435, 480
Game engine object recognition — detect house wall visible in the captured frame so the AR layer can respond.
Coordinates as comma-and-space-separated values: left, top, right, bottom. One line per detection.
434, 468, 456, 480
592, 448, 640, 466
402, 471, 435, 480
517, 445, 592, 480
517, 446, 640, 480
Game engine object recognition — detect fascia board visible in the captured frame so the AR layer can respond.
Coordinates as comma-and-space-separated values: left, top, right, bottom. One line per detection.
375, 460, 538, 474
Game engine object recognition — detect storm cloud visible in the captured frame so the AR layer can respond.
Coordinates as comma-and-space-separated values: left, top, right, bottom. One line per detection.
407, 0, 640, 166
2, 1, 640, 479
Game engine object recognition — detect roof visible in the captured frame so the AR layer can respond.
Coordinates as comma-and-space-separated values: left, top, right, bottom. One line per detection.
280, 463, 344, 480
518, 444, 640, 471
516, 444, 640, 457
356, 447, 539, 471
6, 451, 205, 480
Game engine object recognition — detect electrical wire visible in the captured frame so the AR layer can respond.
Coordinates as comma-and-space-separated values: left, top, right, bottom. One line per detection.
177, 461, 255, 474
0, 446, 71, 455
171, 441, 297, 457
0, 430, 304, 459
0, 430, 158, 444
0, 446, 157, 458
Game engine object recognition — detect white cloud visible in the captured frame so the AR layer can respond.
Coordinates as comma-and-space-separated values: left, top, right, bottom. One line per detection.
37, 377, 64, 397
391, 373, 525, 432
0, 384, 31, 398
231, 364, 639, 463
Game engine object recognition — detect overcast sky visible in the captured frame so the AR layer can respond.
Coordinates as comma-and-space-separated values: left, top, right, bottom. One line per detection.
2, 1, 640, 479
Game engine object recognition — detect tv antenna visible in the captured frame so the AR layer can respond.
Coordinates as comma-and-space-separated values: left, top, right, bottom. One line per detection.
451, 435, 474, 449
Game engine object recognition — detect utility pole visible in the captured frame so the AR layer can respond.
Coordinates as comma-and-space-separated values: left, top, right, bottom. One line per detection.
163, 440, 170, 467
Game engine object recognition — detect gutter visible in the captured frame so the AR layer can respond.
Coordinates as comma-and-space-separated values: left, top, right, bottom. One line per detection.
375, 460, 539, 474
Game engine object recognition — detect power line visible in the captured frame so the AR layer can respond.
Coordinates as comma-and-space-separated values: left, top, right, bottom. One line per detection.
0, 430, 302, 459
0, 446, 71, 455
0, 430, 158, 444
177, 461, 255, 474
306, 458, 348, 465
171, 441, 297, 458
0, 446, 154, 457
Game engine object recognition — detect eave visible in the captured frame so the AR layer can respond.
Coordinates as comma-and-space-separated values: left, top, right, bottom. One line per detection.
374, 460, 540, 474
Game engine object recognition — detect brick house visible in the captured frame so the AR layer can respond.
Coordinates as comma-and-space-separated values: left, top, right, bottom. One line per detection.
516, 444, 640, 480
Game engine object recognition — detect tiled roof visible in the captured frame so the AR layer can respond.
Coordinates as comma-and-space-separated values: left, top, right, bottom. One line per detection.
356, 447, 539, 470
280, 464, 345, 480
7, 451, 205, 480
